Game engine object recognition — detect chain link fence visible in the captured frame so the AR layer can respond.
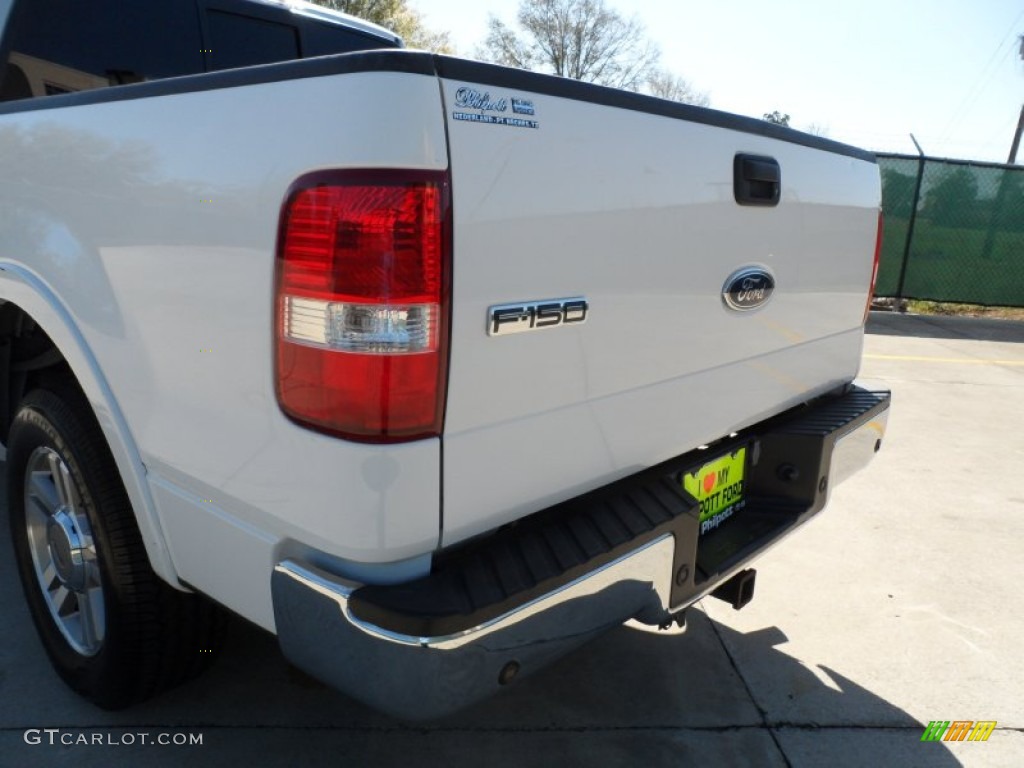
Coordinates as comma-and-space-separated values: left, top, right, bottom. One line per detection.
876, 153, 1024, 307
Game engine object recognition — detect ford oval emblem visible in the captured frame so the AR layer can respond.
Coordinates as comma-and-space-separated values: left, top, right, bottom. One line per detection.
723, 267, 775, 312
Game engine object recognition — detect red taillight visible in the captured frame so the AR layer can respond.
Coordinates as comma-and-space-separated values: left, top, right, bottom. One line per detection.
864, 210, 883, 324
275, 170, 450, 442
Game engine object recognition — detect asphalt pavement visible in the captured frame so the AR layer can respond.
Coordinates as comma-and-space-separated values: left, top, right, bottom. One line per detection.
1, 311, 1022, 767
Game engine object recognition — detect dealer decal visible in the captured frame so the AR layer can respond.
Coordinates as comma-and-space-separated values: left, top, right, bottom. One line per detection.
452, 86, 539, 129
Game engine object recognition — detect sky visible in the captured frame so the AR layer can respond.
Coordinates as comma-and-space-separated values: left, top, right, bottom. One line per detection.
415, 0, 1024, 163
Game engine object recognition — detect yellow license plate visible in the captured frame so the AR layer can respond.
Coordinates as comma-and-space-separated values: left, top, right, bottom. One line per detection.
683, 447, 747, 534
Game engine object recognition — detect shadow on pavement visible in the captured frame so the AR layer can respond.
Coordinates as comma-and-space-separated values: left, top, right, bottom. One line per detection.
0, 491, 964, 768
867, 310, 1024, 343
704, 621, 966, 768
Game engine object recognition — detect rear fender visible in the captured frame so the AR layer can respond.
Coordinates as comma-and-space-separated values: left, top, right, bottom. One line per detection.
0, 261, 183, 589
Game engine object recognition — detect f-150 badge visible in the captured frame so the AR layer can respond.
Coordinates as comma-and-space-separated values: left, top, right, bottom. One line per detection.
488, 298, 588, 336
722, 268, 775, 311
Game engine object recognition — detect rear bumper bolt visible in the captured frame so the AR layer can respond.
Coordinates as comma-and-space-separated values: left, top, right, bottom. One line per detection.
498, 661, 520, 686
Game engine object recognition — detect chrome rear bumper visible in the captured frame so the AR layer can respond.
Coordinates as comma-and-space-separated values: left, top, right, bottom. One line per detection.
273, 534, 675, 719
272, 386, 890, 719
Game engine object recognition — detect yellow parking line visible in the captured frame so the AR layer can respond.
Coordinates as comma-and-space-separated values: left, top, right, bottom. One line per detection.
864, 354, 1024, 366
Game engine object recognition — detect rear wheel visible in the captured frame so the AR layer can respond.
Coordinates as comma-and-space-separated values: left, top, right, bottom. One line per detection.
8, 387, 224, 709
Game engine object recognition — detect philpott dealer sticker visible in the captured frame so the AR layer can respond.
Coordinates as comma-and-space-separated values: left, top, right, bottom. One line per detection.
452, 86, 539, 129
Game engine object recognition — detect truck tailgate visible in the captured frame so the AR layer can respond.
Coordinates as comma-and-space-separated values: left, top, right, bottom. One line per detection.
435, 59, 880, 547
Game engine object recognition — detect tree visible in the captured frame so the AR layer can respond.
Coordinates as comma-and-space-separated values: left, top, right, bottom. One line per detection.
994, 170, 1024, 232
480, 0, 661, 92
881, 168, 917, 220
306, 0, 452, 52
645, 69, 710, 107
921, 167, 978, 225
763, 111, 790, 127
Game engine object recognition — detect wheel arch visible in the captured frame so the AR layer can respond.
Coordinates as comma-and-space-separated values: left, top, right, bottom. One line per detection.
0, 262, 184, 589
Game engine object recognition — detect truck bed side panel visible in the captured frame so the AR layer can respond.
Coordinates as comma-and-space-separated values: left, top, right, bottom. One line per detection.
0, 56, 448, 628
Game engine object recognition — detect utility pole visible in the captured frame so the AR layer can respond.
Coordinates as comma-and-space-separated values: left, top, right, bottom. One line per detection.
981, 37, 1023, 259
1010, 106, 1024, 163
1010, 36, 1024, 164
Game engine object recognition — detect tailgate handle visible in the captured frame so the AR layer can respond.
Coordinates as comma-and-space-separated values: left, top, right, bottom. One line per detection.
734, 154, 780, 207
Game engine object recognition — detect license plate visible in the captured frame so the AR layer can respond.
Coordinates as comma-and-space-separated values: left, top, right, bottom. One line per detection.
682, 446, 747, 535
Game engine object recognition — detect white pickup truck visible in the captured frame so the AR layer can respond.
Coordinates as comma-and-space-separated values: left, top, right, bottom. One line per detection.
0, 0, 889, 719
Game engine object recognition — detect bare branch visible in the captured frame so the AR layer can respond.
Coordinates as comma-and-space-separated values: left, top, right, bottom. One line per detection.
479, 0, 680, 92
644, 69, 710, 107
482, 16, 537, 70
306, 0, 452, 53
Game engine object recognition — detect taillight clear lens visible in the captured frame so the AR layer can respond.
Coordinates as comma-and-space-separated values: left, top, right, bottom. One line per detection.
864, 210, 883, 324
275, 171, 450, 442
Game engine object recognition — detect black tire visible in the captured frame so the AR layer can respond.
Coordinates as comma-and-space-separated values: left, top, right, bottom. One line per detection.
7, 387, 225, 709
